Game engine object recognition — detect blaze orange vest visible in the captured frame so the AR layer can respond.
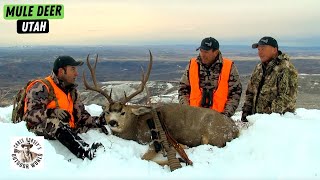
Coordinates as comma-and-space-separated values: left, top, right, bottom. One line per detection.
189, 58, 232, 112
24, 76, 75, 128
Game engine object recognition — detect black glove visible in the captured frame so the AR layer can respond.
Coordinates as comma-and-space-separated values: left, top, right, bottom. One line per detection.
97, 112, 106, 127
96, 112, 108, 135
241, 114, 248, 122
47, 109, 71, 122
100, 125, 109, 135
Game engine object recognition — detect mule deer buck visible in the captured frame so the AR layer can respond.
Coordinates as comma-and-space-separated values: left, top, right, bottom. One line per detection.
83, 51, 239, 165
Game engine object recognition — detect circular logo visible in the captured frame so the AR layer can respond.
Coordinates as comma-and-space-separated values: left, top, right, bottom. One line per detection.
11, 136, 44, 170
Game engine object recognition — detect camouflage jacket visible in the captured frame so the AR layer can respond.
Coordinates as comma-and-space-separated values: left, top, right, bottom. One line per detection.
241, 51, 298, 118
23, 72, 100, 133
178, 52, 242, 117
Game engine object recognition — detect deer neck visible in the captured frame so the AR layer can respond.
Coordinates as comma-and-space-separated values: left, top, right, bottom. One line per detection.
113, 114, 152, 144
113, 116, 140, 141
135, 113, 153, 144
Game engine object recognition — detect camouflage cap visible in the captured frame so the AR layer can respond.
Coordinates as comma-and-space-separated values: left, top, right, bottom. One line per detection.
252, 36, 278, 49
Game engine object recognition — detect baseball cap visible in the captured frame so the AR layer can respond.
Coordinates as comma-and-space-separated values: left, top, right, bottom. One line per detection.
196, 37, 219, 51
53, 56, 84, 72
252, 36, 278, 49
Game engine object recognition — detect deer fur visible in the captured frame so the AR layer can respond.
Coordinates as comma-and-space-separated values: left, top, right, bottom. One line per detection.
104, 102, 239, 148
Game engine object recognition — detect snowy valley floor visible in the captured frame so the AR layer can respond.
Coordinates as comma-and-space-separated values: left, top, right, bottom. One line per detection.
1, 105, 320, 179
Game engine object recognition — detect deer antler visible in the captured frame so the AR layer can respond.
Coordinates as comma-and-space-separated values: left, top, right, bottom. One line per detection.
83, 54, 114, 104
121, 50, 153, 104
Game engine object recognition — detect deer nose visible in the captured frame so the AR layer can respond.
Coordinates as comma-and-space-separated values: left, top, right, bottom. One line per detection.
109, 120, 118, 127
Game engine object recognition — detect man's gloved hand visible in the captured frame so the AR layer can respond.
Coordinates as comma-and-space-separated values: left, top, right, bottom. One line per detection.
47, 109, 71, 122
96, 112, 109, 135
241, 113, 248, 122
97, 112, 106, 126
100, 125, 109, 135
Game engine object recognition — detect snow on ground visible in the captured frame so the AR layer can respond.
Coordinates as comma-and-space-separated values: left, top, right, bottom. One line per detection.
1, 105, 320, 179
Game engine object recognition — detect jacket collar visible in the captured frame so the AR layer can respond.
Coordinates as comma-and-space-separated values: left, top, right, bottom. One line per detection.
50, 71, 78, 92
196, 51, 223, 67
261, 51, 289, 75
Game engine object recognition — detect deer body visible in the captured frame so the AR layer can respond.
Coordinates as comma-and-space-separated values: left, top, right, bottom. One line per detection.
160, 104, 239, 147
106, 103, 239, 148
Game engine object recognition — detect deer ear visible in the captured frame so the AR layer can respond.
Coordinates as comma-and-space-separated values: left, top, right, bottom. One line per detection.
131, 107, 151, 115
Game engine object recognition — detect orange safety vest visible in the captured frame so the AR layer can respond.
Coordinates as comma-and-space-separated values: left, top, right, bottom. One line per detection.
189, 58, 232, 112
24, 76, 75, 128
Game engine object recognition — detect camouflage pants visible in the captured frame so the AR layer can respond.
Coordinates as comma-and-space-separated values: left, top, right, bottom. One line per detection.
29, 118, 67, 140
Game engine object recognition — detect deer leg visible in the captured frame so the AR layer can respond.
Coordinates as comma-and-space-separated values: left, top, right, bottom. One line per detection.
142, 144, 168, 166
142, 145, 157, 160
201, 134, 209, 144
179, 143, 189, 149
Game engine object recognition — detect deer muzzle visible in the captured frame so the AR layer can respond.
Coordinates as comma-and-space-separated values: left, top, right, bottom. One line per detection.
108, 120, 119, 127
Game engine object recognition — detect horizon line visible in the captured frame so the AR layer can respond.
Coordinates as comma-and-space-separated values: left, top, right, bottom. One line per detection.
1, 44, 320, 48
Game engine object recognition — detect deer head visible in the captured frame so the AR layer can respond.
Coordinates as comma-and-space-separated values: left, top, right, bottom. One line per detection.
83, 51, 153, 133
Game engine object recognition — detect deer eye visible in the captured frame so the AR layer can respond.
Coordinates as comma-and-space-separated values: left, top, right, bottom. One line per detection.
105, 112, 110, 115
121, 112, 126, 116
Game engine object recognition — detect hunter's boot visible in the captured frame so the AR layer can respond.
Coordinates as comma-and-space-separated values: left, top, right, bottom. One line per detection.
55, 125, 104, 160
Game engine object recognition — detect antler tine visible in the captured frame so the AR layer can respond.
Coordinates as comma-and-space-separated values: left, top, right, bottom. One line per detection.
109, 89, 113, 99
88, 54, 98, 87
83, 54, 114, 103
94, 54, 98, 73
123, 67, 144, 99
121, 50, 153, 104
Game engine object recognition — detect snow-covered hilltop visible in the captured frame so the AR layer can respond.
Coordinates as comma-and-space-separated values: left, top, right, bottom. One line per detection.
1, 104, 320, 179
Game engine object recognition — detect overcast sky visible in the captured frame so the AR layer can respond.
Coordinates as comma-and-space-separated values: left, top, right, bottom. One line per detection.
1, 0, 320, 46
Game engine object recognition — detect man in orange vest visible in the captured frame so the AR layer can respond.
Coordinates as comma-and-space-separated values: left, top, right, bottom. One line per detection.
23, 56, 106, 160
179, 37, 242, 117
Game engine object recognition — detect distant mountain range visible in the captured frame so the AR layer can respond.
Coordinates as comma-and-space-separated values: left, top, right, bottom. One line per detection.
1, 45, 319, 84
0, 46, 319, 108
1, 45, 320, 63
